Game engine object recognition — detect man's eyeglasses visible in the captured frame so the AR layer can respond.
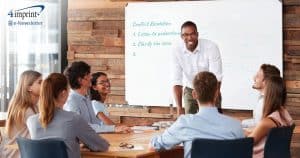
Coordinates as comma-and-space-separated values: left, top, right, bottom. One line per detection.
181, 32, 198, 38
119, 142, 134, 149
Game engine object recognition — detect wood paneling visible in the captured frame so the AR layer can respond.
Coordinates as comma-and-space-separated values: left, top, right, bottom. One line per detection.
284, 3, 300, 157
69, 45, 124, 54
0, 120, 5, 127
68, 0, 128, 9
68, 9, 125, 21
284, 0, 300, 6
67, 22, 93, 33
93, 20, 124, 30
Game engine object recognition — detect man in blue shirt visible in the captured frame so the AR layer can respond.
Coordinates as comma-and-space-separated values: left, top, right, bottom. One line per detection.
150, 71, 244, 158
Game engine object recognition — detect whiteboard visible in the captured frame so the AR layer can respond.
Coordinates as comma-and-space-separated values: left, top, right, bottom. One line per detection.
125, 0, 282, 109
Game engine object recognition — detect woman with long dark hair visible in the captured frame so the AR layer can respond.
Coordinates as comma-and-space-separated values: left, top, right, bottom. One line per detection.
247, 76, 293, 158
90, 72, 114, 125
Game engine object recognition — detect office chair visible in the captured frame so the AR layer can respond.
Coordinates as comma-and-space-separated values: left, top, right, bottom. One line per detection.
191, 137, 253, 158
17, 137, 68, 158
264, 124, 296, 158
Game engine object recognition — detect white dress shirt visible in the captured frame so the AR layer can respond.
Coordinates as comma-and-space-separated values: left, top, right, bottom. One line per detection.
253, 95, 264, 124
171, 39, 222, 88
241, 95, 264, 128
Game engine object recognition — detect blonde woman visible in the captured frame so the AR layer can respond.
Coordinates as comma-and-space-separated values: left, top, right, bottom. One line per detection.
247, 76, 293, 158
2, 70, 42, 158
27, 73, 109, 158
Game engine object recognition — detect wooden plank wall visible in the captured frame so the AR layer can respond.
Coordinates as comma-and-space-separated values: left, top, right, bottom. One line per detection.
68, 0, 127, 105
68, 0, 300, 157
284, 1, 300, 157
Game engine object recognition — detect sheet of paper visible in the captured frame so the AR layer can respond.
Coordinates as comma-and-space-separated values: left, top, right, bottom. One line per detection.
110, 145, 144, 151
131, 126, 158, 131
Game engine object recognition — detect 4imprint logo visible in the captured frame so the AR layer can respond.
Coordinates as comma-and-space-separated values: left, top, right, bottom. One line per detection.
8, 5, 45, 20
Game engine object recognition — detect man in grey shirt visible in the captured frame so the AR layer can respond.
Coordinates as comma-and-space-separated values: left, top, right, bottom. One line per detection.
63, 61, 129, 133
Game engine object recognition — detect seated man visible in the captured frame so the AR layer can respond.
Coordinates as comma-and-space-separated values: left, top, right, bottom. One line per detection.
149, 71, 244, 158
63, 61, 130, 133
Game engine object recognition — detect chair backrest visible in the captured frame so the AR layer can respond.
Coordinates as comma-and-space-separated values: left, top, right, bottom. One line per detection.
17, 137, 68, 158
264, 124, 296, 158
191, 137, 253, 158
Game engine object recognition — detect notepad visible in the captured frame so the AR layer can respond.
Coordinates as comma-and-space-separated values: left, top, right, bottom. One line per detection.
131, 126, 158, 131
110, 145, 144, 151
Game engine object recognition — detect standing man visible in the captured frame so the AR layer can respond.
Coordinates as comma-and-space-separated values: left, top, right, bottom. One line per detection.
242, 64, 280, 127
172, 21, 222, 115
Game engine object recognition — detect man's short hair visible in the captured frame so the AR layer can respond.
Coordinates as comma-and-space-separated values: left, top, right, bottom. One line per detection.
193, 71, 218, 104
64, 61, 91, 89
260, 64, 280, 80
181, 21, 198, 32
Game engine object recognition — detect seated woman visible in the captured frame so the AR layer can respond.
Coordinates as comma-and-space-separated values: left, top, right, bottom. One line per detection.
90, 72, 131, 132
27, 73, 109, 158
1, 70, 42, 158
90, 72, 114, 125
247, 76, 293, 158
